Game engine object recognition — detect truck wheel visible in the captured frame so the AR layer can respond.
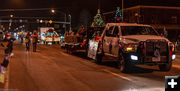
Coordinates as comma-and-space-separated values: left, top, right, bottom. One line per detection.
66, 46, 69, 53
158, 61, 172, 71
118, 55, 132, 73
95, 53, 103, 64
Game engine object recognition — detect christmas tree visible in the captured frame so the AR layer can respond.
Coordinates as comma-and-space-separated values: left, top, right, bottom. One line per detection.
114, 7, 123, 22
91, 9, 105, 27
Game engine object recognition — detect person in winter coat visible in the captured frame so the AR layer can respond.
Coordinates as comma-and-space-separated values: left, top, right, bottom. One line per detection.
25, 31, 31, 51
32, 30, 38, 52
3, 33, 16, 55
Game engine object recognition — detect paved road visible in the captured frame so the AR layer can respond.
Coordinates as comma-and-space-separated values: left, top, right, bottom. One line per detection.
4, 42, 180, 91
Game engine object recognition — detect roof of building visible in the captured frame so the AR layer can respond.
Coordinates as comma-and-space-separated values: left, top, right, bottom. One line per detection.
126, 5, 180, 10
103, 5, 180, 15
106, 23, 151, 27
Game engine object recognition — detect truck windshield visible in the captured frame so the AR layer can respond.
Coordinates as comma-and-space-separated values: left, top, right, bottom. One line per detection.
121, 26, 158, 36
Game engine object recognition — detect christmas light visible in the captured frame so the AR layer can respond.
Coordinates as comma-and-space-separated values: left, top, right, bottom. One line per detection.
91, 9, 105, 27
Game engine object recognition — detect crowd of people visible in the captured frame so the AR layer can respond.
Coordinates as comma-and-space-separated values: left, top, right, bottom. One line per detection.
0, 30, 39, 83
21, 30, 39, 52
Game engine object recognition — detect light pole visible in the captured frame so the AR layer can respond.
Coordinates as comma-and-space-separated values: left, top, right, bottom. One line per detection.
51, 9, 67, 32
9, 14, 14, 30
122, 0, 124, 22
69, 14, 71, 29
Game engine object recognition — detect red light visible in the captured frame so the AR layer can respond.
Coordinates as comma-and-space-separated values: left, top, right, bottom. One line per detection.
169, 50, 172, 56
120, 22, 127, 23
95, 35, 101, 41
81, 43, 85, 46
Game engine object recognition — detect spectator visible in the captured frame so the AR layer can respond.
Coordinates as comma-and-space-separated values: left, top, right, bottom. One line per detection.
32, 30, 38, 52
25, 31, 31, 51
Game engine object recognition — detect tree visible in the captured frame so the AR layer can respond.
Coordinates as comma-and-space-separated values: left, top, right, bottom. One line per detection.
91, 9, 105, 27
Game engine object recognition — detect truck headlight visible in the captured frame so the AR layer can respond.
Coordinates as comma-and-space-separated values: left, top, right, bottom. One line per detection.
172, 54, 176, 60
131, 55, 138, 60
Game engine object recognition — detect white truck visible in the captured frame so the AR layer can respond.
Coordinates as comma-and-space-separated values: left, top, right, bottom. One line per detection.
88, 23, 176, 73
39, 27, 60, 44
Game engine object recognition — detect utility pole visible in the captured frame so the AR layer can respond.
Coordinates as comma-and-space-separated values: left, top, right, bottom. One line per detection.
122, 0, 124, 22
65, 13, 66, 32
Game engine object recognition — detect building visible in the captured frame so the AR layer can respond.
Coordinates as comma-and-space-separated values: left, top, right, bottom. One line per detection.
103, 5, 180, 41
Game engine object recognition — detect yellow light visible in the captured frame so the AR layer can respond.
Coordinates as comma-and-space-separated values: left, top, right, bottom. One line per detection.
49, 20, 53, 24
126, 47, 133, 51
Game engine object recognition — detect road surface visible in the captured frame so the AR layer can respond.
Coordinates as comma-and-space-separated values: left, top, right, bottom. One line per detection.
1, 41, 180, 91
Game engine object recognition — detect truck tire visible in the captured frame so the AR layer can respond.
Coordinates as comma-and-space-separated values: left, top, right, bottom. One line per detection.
95, 53, 103, 64
66, 45, 70, 53
118, 55, 133, 73
158, 61, 172, 71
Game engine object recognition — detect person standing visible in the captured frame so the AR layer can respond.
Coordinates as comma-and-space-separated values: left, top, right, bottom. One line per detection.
32, 30, 38, 52
25, 31, 31, 51
4, 33, 16, 55
3, 33, 16, 55
20, 32, 24, 43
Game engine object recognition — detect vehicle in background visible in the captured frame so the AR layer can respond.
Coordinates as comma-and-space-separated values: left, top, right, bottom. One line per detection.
39, 27, 60, 44
88, 23, 176, 73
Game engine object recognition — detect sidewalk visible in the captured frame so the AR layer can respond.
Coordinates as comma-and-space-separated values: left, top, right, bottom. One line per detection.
0, 47, 8, 88
0, 40, 19, 89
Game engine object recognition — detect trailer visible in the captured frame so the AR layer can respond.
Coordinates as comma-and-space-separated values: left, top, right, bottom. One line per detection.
64, 27, 104, 55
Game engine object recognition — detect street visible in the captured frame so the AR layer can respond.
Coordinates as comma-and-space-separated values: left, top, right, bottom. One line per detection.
0, 0, 180, 91
1, 41, 179, 91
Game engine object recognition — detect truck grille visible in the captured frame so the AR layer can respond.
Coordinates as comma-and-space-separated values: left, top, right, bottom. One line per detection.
146, 39, 168, 57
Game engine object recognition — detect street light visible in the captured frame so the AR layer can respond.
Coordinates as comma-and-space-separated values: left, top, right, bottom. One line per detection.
51, 9, 55, 14
50, 9, 67, 31
10, 14, 13, 18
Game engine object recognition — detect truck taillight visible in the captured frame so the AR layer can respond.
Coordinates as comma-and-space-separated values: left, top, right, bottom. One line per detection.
169, 49, 172, 56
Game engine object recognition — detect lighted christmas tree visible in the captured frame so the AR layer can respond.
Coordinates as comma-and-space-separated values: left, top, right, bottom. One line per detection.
114, 7, 123, 22
91, 9, 105, 27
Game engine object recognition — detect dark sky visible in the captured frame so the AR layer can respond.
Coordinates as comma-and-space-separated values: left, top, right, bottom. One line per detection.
1, 0, 180, 10
0, 0, 180, 14
0, 0, 179, 14
0, 0, 180, 26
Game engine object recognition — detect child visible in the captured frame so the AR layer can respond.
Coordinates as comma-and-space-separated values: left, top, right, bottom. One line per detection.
0, 55, 10, 73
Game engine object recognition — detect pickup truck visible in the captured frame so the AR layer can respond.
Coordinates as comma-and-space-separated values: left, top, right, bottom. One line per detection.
88, 23, 176, 73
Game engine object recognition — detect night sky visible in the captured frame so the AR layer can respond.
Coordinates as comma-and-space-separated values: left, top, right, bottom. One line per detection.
0, 0, 180, 27
1, 0, 180, 11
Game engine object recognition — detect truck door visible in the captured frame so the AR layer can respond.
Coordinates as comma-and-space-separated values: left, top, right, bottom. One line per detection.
103, 26, 114, 54
112, 26, 120, 57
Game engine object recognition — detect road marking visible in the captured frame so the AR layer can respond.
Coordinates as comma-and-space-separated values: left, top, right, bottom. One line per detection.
60, 52, 69, 56
102, 69, 165, 91
172, 64, 180, 69
102, 69, 134, 82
